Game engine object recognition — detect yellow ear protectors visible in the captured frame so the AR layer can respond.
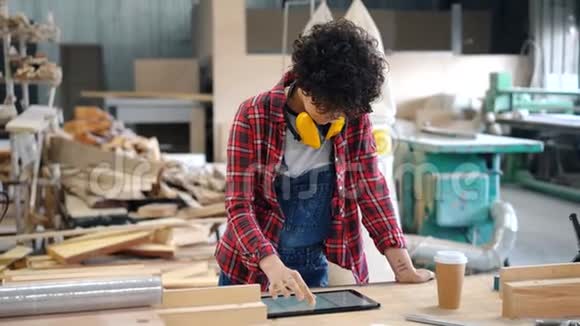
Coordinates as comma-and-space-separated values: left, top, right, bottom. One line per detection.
284, 81, 346, 149
285, 110, 345, 149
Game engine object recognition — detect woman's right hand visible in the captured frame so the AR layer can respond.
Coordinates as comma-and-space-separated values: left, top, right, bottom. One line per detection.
259, 254, 316, 306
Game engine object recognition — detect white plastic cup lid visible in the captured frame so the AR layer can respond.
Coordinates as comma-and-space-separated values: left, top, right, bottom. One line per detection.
434, 250, 468, 265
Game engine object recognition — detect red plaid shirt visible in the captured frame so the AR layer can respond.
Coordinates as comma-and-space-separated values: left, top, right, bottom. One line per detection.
215, 73, 405, 290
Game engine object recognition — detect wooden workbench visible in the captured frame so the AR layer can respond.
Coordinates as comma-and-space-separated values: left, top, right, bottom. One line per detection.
270, 275, 525, 326
1, 275, 529, 326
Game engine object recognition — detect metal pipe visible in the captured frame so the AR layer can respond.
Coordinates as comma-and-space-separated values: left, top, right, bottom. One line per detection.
516, 170, 580, 203
407, 201, 518, 272
0, 276, 163, 318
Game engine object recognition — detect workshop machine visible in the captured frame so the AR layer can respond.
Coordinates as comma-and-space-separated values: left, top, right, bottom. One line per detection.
484, 72, 580, 202
396, 132, 543, 245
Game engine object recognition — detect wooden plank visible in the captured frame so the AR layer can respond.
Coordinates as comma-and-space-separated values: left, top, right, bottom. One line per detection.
500, 263, 580, 296
177, 203, 226, 219
122, 243, 176, 259
157, 302, 266, 326
25, 255, 65, 270
162, 271, 218, 289
137, 203, 179, 219
159, 284, 260, 309
2, 264, 147, 277
47, 231, 152, 264
0, 219, 186, 242
65, 193, 128, 219
62, 227, 168, 245
162, 261, 209, 280
503, 278, 580, 319
0, 246, 33, 272
4, 267, 161, 283
170, 225, 209, 247
81, 90, 214, 103
0, 308, 163, 326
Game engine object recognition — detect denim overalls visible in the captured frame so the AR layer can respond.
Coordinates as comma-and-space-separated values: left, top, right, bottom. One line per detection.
219, 164, 335, 287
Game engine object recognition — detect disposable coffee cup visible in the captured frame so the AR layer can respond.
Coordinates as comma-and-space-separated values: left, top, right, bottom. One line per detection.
434, 251, 468, 310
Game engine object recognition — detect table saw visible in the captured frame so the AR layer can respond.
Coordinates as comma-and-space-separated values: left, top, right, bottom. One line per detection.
484, 72, 580, 202
395, 132, 543, 246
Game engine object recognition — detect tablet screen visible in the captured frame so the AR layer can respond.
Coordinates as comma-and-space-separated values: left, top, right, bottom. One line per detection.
262, 289, 380, 318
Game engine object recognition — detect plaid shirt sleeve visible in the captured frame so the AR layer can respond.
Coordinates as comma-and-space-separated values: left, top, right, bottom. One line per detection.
354, 115, 406, 253
225, 103, 277, 272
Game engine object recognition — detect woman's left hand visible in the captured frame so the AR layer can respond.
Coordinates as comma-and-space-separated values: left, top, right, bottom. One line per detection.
384, 248, 435, 284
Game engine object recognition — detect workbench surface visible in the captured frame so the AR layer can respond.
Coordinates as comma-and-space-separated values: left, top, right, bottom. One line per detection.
2, 275, 529, 326
269, 274, 525, 326
397, 132, 543, 154
497, 114, 580, 135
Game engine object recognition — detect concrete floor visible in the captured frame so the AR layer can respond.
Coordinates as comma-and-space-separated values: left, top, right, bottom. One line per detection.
502, 185, 579, 266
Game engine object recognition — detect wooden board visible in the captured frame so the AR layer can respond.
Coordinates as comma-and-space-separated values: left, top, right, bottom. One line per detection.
503, 278, 580, 319
24, 255, 66, 270
159, 284, 260, 309
162, 271, 218, 289
47, 231, 152, 264
2, 264, 147, 278
177, 203, 226, 219
0, 308, 163, 326
157, 302, 266, 326
122, 243, 176, 259
137, 203, 178, 219
62, 227, 168, 246
0, 218, 186, 242
170, 224, 209, 247
0, 246, 33, 272
162, 261, 209, 280
500, 263, 580, 296
4, 267, 161, 283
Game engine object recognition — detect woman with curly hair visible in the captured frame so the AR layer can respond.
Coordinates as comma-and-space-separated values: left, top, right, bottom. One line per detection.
215, 19, 433, 305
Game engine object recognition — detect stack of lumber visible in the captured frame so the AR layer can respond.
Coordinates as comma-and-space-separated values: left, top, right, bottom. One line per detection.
0, 284, 266, 326
0, 216, 225, 289
500, 263, 580, 319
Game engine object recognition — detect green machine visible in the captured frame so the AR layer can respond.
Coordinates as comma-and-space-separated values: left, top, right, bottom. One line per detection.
484, 72, 580, 202
396, 132, 543, 245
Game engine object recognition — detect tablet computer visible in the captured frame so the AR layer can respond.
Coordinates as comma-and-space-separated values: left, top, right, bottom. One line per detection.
262, 289, 381, 319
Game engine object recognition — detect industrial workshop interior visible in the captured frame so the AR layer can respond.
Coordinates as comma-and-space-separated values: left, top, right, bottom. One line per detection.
0, 0, 579, 325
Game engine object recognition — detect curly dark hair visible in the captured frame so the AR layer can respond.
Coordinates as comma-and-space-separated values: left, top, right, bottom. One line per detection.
291, 19, 386, 118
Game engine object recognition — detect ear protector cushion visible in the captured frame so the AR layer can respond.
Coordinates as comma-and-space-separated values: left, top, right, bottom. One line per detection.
295, 112, 321, 149
325, 116, 345, 140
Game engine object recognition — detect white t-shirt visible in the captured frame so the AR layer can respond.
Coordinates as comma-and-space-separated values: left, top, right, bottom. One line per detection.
283, 112, 332, 177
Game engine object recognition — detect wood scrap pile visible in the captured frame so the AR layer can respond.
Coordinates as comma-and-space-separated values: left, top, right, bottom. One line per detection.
63, 106, 161, 161
0, 12, 59, 42
49, 106, 228, 223
9, 54, 62, 85
0, 218, 222, 289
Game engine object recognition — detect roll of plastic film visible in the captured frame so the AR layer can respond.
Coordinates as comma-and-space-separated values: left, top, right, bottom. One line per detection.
0, 276, 163, 318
